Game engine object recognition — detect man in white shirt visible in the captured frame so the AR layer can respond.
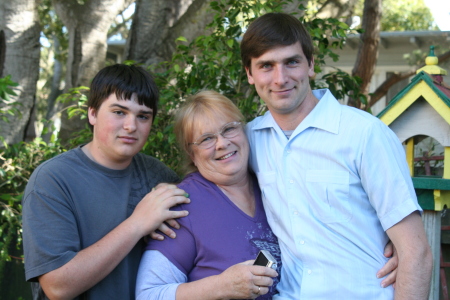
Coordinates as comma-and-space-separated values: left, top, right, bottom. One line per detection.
241, 12, 432, 299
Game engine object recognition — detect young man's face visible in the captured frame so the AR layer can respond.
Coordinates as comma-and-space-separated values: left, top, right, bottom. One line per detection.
246, 42, 315, 120
88, 93, 153, 169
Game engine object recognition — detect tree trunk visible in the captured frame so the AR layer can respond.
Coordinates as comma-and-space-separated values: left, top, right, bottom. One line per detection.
41, 36, 64, 143
53, 0, 134, 145
125, 0, 214, 68
348, 0, 382, 108
0, 0, 40, 145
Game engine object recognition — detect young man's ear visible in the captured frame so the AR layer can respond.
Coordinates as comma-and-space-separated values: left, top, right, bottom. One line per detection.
88, 107, 97, 127
308, 57, 315, 78
245, 66, 255, 85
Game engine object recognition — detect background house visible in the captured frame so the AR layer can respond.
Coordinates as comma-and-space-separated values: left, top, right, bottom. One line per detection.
323, 30, 450, 115
107, 31, 450, 117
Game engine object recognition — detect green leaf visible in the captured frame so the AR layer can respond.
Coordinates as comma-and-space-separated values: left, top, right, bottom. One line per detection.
176, 36, 188, 42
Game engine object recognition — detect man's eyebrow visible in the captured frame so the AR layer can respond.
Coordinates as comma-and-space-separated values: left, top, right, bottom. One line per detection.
138, 108, 153, 115
283, 54, 303, 62
254, 59, 275, 66
109, 103, 153, 114
254, 54, 303, 66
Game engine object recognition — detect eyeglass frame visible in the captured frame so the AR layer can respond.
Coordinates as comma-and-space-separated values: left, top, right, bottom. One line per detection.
188, 121, 243, 149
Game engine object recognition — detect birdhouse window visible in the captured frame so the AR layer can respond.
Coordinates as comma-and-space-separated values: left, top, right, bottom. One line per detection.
413, 135, 444, 177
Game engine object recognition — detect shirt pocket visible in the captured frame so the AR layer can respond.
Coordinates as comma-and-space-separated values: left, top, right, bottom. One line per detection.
306, 170, 352, 224
256, 171, 279, 222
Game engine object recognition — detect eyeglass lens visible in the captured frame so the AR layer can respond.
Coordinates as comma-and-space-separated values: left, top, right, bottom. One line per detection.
195, 122, 241, 148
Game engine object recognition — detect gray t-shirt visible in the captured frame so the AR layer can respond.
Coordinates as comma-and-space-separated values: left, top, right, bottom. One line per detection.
22, 145, 179, 300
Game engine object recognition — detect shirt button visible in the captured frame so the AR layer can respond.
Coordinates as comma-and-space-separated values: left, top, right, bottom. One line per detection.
308, 269, 312, 274
300, 240, 305, 245
289, 180, 294, 184
294, 211, 298, 215
287, 150, 291, 154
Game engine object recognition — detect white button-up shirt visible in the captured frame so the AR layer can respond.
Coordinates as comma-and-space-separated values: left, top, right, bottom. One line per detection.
246, 89, 421, 299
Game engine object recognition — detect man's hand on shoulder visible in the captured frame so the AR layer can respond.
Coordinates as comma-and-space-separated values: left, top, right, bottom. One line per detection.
131, 183, 190, 240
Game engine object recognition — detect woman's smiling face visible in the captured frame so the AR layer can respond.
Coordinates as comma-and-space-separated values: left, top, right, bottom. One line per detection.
190, 115, 249, 185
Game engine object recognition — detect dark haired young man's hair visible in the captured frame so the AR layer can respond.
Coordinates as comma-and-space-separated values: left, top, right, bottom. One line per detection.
87, 64, 159, 130
240, 12, 314, 73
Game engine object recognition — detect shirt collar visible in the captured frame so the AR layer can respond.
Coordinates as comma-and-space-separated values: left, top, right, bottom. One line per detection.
304, 89, 341, 135
251, 89, 341, 135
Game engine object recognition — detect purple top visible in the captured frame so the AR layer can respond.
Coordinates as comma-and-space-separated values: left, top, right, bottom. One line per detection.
146, 172, 280, 299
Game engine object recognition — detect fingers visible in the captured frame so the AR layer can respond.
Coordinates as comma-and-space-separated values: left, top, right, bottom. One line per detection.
251, 265, 278, 278
157, 222, 176, 239
383, 240, 394, 258
376, 255, 398, 278
251, 285, 269, 298
377, 245, 398, 280
166, 219, 181, 230
149, 231, 165, 241
249, 271, 275, 298
219, 264, 276, 299
150, 184, 191, 209
380, 268, 397, 288
152, 184, 189, 200
148, 219, 182, 240
131, 184, 190, 237
378, 243, 398, 288
145, 184, 190, 213
252, 274, 274, 288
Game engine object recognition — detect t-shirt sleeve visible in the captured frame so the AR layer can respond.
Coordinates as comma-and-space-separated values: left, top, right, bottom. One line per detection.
136, 250, 187, 300
145, 208, 196, 275
22, 168, 80, 281
359, 120, 421, 230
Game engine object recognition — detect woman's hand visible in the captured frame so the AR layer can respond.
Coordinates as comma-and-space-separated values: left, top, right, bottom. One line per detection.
217, 260, 278, 299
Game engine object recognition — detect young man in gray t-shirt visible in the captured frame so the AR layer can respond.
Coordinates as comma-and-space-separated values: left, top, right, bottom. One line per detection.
22, 64, 190, 299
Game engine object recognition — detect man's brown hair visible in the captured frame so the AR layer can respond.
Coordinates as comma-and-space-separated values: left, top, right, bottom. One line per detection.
240, 13, 314, 73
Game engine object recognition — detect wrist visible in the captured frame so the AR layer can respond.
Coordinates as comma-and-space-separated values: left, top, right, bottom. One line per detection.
122, 215, 148, 240
210, 274, 229, 300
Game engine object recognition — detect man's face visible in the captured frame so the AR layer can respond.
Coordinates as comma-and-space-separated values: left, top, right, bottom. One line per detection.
88, 93, 153, 169
246, 42, 315, 122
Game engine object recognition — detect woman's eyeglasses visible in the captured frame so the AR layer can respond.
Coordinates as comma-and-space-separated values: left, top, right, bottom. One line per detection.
189, 121, 242, 149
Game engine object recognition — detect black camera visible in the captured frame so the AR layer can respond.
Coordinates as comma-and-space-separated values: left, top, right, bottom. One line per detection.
253, 250, 277, 270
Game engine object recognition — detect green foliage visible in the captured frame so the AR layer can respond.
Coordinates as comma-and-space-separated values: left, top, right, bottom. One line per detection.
0, 75, 21, 124
58, 86, 89, 119
381, 0, 437, 31
0, 76, 65, 264
320, 70, 367, 105
0, 139, 65, 264
59, 86, 93, 148
354, 0, 438, 31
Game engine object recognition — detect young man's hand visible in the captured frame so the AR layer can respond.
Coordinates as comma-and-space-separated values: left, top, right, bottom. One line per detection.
131, 183, 190, 239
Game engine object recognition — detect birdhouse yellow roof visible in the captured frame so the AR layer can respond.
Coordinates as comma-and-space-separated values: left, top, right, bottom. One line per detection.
377, 70, 450, 127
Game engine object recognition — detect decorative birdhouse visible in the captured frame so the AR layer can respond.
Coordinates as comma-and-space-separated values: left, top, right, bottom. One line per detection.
377, 45, 450, 300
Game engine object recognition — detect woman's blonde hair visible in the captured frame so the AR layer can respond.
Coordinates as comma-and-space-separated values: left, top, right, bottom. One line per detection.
174, 90, 245, 174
